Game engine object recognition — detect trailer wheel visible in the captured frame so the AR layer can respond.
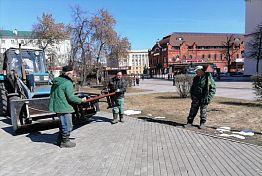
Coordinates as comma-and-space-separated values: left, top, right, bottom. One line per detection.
0, 81, 8, 116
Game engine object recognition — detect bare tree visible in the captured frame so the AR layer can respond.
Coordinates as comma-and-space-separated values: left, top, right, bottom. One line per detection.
32, 13, 69, 67
69, 6, 94, 85
221, 35, 241, 73
246, 23, 262, 74
107, 36, 130, 67
90, 9, 117, 84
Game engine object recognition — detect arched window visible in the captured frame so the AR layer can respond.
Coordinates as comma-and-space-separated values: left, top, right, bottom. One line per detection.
202, 54, 205, 59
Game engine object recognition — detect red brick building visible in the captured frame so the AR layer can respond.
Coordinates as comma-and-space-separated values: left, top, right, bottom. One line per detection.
148, 32, 244, 74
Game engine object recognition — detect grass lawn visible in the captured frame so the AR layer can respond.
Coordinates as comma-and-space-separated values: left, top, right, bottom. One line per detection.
84, 87, 262, 146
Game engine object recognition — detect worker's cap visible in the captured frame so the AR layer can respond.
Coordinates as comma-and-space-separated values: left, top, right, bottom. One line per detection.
194, 65, 204, 72
62, 65, 73, 72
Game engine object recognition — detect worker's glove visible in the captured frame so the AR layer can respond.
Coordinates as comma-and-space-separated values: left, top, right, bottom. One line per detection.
116, 89, 121, 93
82, 97, 87, 102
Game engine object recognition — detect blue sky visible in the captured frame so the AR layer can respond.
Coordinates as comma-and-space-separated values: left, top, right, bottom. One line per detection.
0, 0, 245, 50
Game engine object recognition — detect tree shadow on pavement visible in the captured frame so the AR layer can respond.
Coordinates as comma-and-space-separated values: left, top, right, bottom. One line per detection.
138, 116, 186, 128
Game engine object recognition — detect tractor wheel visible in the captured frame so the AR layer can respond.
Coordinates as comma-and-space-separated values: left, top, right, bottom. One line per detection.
0, 81, 8, 116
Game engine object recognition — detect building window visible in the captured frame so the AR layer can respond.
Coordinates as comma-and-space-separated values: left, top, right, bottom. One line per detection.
20, 40, 24, 44
1, 40, 5, 44
220, 54, 223, 60
208, 54, 211, 58
236, 54, 239, 58
202, 54, 205, 59
214, 54, 217, 60
11, 40, 14, 44
189, 55, 192, 59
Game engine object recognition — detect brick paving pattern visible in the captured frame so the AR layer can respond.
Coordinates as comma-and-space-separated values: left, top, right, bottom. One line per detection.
0, 111, 261, 176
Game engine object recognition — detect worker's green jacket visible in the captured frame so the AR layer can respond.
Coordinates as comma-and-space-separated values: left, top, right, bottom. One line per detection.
48, 75, 82, 113
190, 72, 216, 104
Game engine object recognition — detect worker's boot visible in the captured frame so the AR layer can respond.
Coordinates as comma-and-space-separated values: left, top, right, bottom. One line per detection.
119, 114, 124, 122
56, 132, 62, 146
183, 119, 194, 128
111, 113, 118, 124
199, 119, 206, 129
60, 136, 76, 148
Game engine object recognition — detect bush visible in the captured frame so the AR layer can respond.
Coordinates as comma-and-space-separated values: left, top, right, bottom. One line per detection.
174, 74, 194, 98
250, 74, 262, 100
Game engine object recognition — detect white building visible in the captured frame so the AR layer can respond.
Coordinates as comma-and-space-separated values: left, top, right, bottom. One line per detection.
244, 0, 262, 75
0, 29, 71, 69
105, 49, 149, 75
127, 50, 149, 75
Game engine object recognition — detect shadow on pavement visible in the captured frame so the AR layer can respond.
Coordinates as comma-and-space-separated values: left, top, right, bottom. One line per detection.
1, 120, 60, 136
0, 117, 12, 125
26, 131, 58, 145
89, 115, 112, 123
219, 101, 262, 108
155, 95, 183, 99
1, 126, 15, 135
138, 116, 186, 127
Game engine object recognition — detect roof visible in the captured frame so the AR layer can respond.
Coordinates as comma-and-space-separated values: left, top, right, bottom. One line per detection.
8, 46, 42, 51
0, 30, 32, 38
159, 32, 244, 47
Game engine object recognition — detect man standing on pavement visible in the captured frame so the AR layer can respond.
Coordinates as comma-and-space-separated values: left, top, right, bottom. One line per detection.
49, 65, 86, 148
184, 65, 216, 129
108, 71, 127, 124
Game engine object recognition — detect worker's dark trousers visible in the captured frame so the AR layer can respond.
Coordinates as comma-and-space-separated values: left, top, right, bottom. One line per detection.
187, 97, 208, 124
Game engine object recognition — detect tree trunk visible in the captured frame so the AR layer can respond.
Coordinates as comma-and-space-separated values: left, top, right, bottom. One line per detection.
257, 31, 262, 73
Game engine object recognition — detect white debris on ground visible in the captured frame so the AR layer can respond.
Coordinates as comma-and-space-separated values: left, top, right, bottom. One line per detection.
215, 127, 254, 140
154, 116, 166, 119
232, 129, 255, 136
216, 127, 231, 133
219, 134, 246, 140
124, 110, 141, 116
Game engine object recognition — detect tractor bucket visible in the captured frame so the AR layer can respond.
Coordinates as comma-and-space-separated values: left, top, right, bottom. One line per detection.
9, 97, 56, 131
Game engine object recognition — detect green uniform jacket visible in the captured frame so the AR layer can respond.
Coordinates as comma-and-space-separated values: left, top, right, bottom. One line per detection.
48, 75, 82, 113
190, 72, 216, 104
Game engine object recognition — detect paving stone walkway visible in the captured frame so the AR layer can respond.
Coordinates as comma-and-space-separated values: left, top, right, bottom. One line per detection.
0, 111, 261, 176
